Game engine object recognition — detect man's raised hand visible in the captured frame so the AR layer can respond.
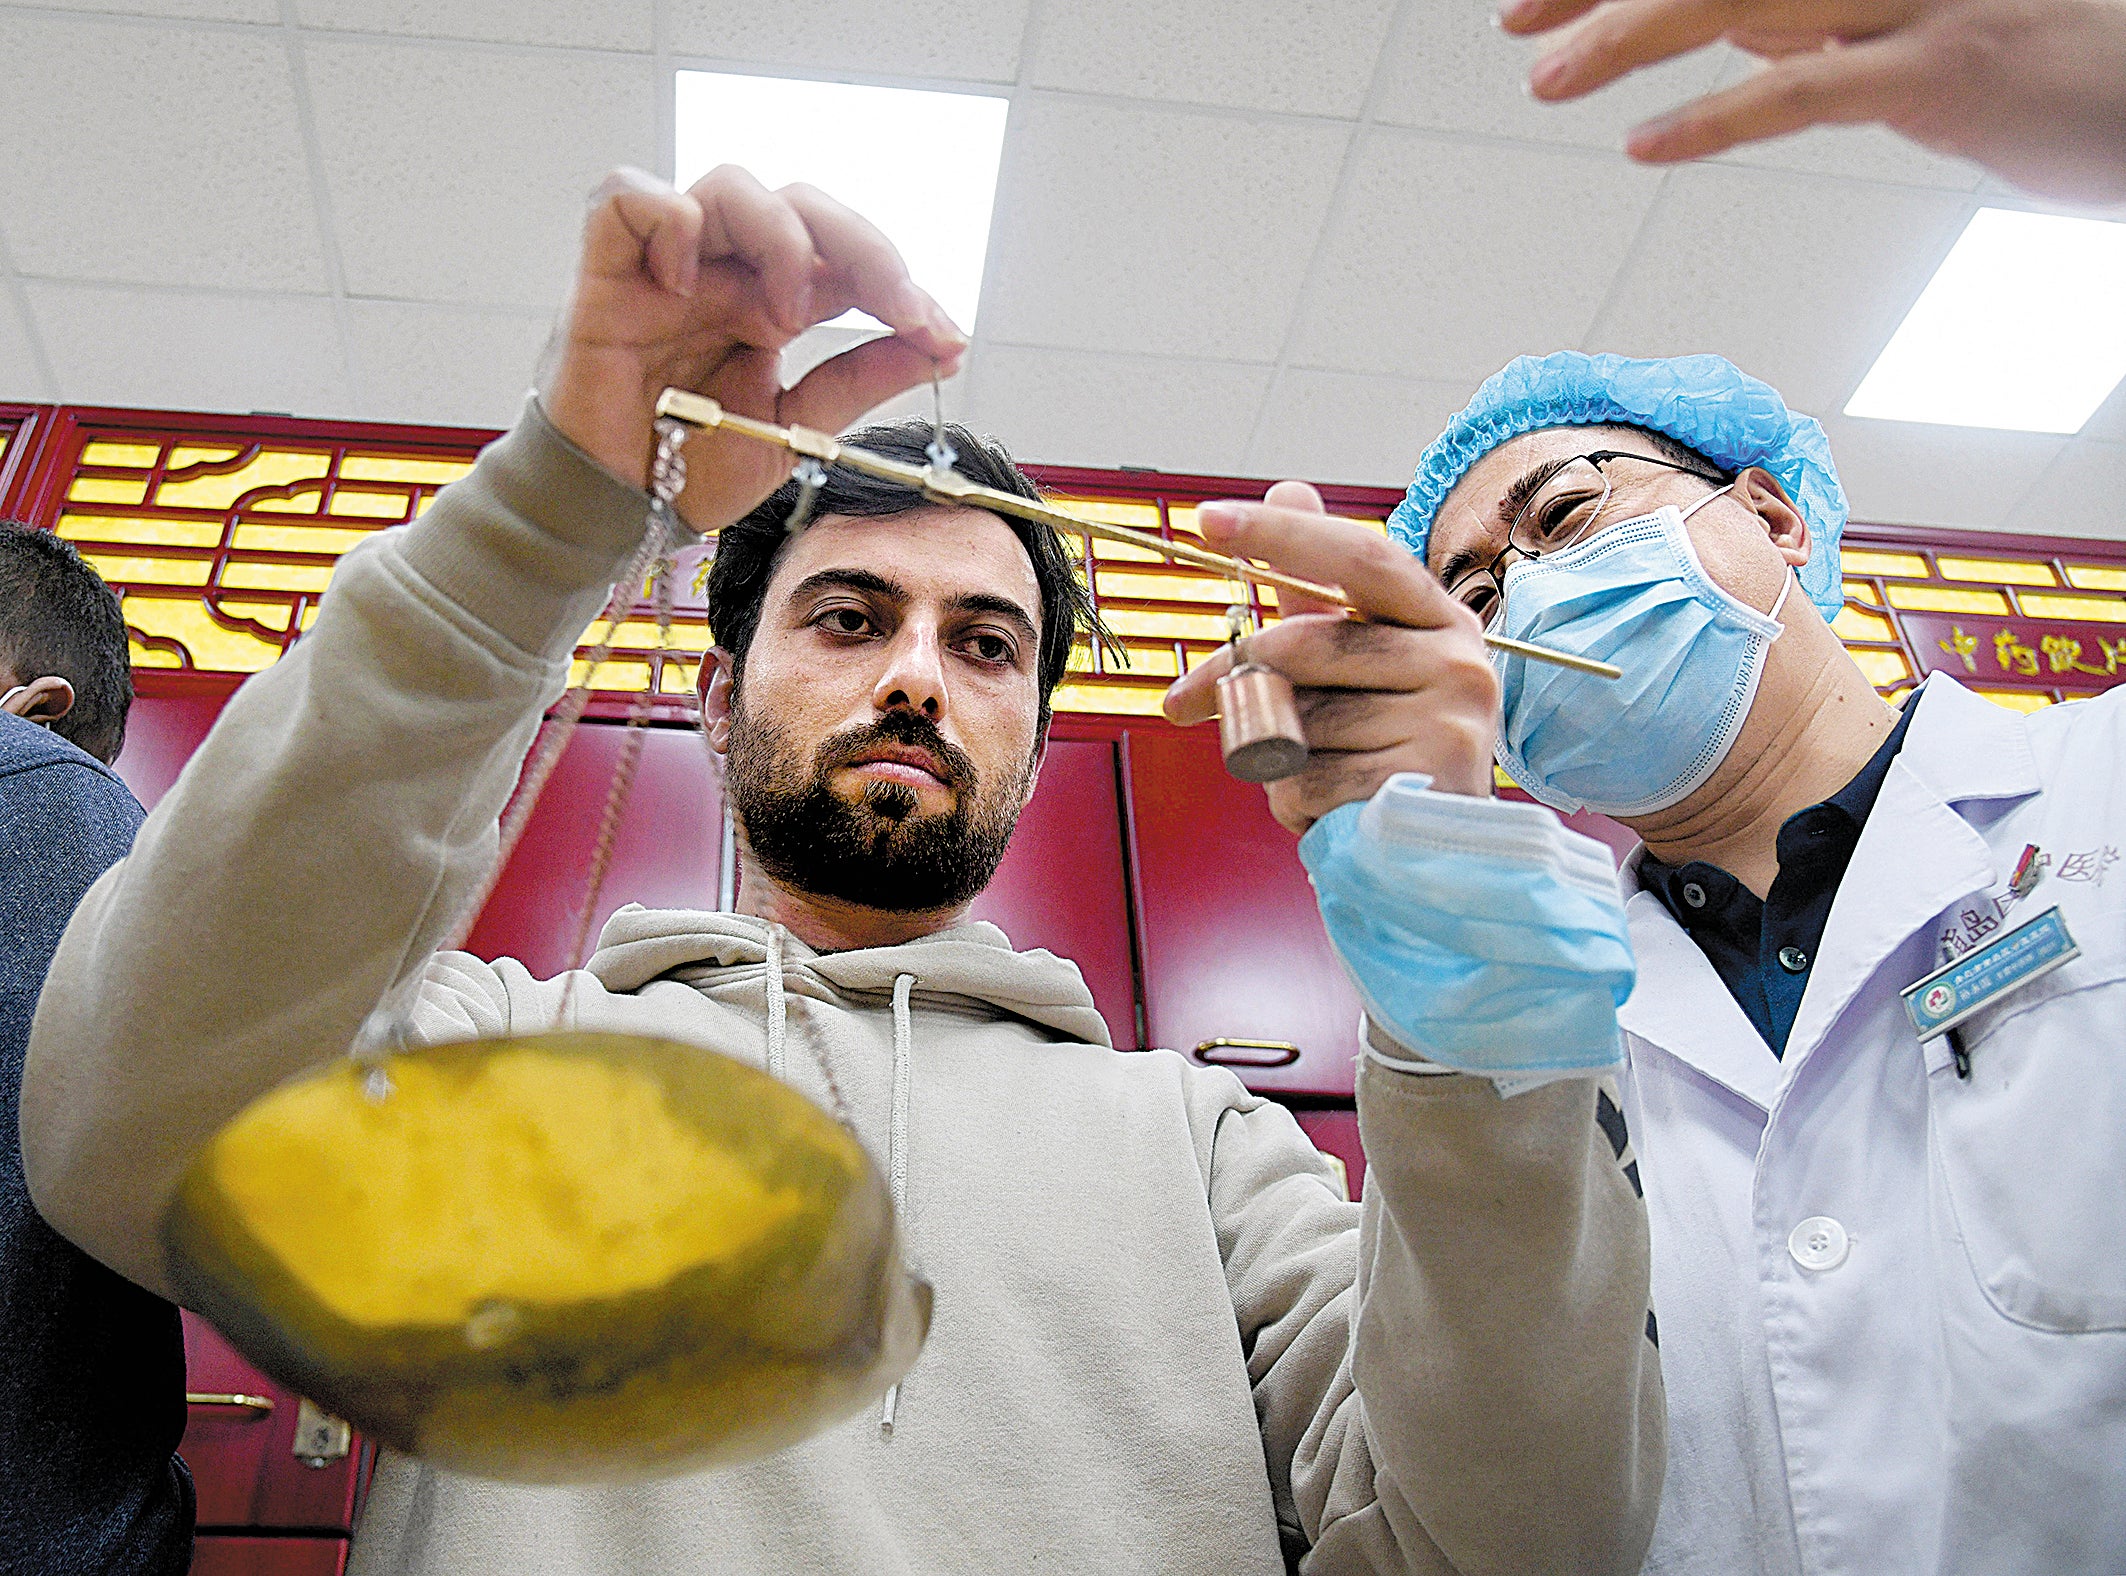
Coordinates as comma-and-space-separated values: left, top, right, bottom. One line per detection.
1161, 482, 1500, 837
1503, 0, 2126, 202
540, 165, 969, 535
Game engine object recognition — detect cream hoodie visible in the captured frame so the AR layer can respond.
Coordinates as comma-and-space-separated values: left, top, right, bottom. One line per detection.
23, 403, 1662, 1575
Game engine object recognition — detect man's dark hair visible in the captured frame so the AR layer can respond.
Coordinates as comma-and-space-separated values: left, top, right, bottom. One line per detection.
0, 522, 134, 763
1619, 425, 1734, 482
704, 421, 1107, 731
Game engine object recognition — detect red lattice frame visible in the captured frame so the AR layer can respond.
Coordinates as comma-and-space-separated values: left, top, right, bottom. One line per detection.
13, 403, 2126, 713
0, 402, 58, 521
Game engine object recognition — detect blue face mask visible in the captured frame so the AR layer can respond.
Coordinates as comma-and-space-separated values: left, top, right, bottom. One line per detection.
1493, 496, 1793, 818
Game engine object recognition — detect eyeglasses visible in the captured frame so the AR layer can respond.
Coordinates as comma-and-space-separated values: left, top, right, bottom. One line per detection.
1447, 450, 1731, 629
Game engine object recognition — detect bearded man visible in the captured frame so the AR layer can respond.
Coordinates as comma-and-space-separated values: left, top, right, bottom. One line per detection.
24, 166, 1661, 1576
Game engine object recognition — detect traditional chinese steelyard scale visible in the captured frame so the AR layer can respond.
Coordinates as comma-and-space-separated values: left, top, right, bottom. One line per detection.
160, 377, 1617, 1488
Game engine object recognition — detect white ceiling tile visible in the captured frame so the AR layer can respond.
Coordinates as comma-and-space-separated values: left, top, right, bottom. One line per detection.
1245, 367, 1472, 486
1029, 0, 1397, 118
344, 300, 550, 427
1969, 176, 2126, 220
1587, 163, 1971, 413
1291, 131, 1663, 382
22, 0, 276, 21
979, 99, 1350, 362
2081, 378, 2126, 442
305, 39, 658, 309
1818, 414, 2063, 530
1375, 10, 1731, 150
0, 287, 52, 402
958, 344, 1271, 474
29, 283, 352, 416
669, 0, 1027, 84
852, 363, 970, 431
1707, 127, 1983, 191
0, 15, 326, 292
297, 0, 652, 51
2003, 439, 2126, 541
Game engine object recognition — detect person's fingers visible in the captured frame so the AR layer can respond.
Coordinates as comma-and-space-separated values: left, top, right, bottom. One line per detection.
1625, 32, 1919, 160
582, 168, 704, 297
691, 165, 820, 336
1161, 614, 1492, 726
1527, 0, 1743, 99
1729, 24, 1844, 56
779, 333, 964, 438
1496, 0, 1605, 38
1291, 688, 1445, 755
1250, 480, 1345, 621
1194, 500, 1466, 630
781, 183, 970, 362
1523, 0, 1922, 99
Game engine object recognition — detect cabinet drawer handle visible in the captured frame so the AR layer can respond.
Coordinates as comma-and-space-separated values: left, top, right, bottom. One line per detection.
1193, 1038, 1301, 1068
186, 1392, 276, 1419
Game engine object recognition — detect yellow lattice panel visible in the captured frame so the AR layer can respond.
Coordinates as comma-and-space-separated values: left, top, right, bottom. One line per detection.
1851, 649, 1912, 687
1938, 556, 2057, 587
1885, 585, 2012, 615
60, 513, 223, 549
340, 456, 473, 487
2019, 592, 2126, 624
123, 595, 284, 671
156, 452, 333, 511
69, 476, 150, 506
1843, 549, 1930, 577
2065, 564, 2126, 592
80, 441, 161, 468
231, 521, 376, 555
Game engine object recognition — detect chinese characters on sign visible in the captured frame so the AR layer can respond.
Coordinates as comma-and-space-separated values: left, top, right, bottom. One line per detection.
1902, 612, 2126, 693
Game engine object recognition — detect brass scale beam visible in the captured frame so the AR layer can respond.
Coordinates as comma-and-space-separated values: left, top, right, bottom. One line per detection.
653, 389, 1621, 682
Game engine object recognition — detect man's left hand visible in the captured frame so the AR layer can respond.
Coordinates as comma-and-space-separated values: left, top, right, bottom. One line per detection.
1162, 481, 1500, 836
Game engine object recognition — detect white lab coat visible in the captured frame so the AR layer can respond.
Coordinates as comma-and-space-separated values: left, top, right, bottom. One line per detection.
1619, 671, 2126, 1576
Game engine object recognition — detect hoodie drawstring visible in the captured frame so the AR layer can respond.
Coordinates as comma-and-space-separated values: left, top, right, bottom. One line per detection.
881, 970, 917, 1435
764, 923, 787, 1084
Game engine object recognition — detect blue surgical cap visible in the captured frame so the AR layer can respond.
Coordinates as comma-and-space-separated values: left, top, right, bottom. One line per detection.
1388, 351, 1848, 622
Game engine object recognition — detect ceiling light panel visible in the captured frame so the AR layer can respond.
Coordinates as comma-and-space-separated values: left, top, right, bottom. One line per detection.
674, 71, 1008, 334
1845, 207, 2126, 433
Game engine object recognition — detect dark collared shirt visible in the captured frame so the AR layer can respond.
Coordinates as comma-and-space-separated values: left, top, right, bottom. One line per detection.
1639, 701, 1916, 1058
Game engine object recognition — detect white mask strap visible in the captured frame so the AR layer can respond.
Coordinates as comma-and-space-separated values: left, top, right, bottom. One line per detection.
1679, 481, 1734, 522
1768, 569, 1795, 622
0, 684, 27, 712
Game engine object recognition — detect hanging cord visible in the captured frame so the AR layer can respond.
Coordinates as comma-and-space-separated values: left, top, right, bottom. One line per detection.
552, 547, 681, 1022
880, 970, 918, 1435
764, 923, 788, 1083
412, 415, 694, 968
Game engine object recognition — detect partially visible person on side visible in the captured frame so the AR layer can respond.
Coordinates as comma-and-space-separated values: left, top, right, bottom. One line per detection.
0, 521, 191, 1576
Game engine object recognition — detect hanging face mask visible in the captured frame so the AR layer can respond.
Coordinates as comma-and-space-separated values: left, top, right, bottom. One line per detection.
1492, 491, 1793, 818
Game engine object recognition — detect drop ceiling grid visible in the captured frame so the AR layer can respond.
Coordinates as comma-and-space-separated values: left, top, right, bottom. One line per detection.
0, 0, 2112, 534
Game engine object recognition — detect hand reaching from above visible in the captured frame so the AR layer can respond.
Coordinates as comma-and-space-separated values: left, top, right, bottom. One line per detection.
1503, 0, 2126, 201
1161, 482, 1500, 837
540, 165, 969, 536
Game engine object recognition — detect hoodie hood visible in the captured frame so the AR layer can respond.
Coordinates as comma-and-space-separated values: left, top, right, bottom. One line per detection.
584, 906, 1113, 1050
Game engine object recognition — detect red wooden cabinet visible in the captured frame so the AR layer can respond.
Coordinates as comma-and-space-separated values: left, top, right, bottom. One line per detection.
461, 720, 723, 977
181, 1314, 361, 1533
190, 1535, 349, 1576
114, 682, 239, 810
1121, 724, 1363, 1096
968, 736, 1138, 1047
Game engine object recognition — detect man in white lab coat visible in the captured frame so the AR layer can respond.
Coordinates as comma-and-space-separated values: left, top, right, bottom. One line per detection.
1166, 349, 2124, 1574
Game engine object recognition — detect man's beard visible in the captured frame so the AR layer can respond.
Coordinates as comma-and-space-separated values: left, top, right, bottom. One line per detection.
725, 697, 1032, 913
